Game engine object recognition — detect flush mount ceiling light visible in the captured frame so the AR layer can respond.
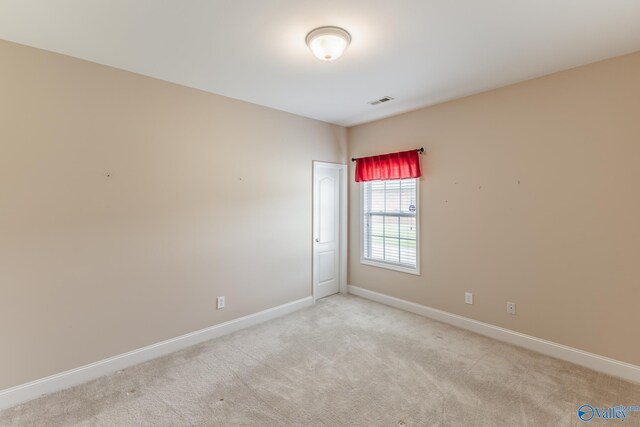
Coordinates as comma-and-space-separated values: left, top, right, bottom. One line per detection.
305, 26, 351, 61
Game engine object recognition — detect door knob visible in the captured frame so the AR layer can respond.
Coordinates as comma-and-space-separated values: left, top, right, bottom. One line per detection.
315, 238, 319, 242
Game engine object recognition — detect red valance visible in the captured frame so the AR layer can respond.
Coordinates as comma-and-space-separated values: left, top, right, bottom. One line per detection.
355, 149, 422, 182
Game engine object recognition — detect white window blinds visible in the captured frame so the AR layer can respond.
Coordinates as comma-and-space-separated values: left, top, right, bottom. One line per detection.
362, 178, 418, 272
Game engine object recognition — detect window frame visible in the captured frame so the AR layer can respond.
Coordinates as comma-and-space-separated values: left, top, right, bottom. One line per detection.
360, 178, 421, 275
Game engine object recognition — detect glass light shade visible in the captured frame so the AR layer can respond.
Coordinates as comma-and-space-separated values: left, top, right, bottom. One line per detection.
306, 27, 351, 61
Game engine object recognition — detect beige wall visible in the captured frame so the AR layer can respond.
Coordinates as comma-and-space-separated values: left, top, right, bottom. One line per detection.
2, 37, 638, 391
348, 51, 640, 366
0, 40, 346, 390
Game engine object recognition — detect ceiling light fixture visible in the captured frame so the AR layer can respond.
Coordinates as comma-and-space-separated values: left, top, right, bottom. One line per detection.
305, 26, 351, 61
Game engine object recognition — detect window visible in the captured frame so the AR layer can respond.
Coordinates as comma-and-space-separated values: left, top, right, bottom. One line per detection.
361, 178, 419, 274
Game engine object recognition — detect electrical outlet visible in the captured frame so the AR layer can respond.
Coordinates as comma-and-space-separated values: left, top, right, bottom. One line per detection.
217, 296, 225, 310
465, 292, 473, 305
507, 302, 516, 315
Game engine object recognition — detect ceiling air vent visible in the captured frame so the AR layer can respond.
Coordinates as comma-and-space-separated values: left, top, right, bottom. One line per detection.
368, 96, 394, 106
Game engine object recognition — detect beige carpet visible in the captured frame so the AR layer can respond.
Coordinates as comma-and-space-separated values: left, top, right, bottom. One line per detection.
2, 294, 639, 426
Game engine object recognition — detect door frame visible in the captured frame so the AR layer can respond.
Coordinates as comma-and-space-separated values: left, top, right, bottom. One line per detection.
312, 161, 348, 303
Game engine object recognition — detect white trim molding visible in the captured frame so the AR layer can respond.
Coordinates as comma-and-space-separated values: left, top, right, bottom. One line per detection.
348, 285, 640, 384
0, 296, 313, 411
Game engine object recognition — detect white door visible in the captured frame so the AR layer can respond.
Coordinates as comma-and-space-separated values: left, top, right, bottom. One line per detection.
313, 162, 344, 300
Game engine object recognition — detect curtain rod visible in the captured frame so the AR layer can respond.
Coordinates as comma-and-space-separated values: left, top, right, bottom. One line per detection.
351, 147, 424, 162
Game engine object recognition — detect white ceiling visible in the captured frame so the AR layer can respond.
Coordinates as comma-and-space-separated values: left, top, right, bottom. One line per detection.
1, 1, 640, 126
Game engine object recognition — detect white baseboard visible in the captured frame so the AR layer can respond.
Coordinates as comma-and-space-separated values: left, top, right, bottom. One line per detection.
0, 296, 313, 411
348, 285, 640, 384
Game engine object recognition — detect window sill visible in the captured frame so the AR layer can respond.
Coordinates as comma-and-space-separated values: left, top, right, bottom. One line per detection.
360, 259, 421, 276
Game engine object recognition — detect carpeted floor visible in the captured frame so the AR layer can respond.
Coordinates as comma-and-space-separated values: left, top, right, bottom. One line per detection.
2, 294, 639, 426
